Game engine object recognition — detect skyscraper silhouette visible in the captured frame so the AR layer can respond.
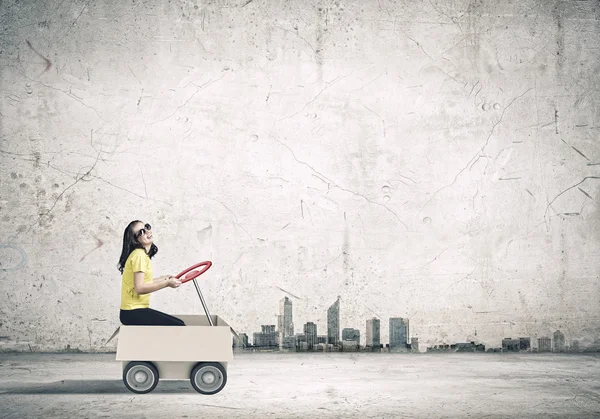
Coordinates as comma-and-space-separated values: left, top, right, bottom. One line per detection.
389, 317, 409, 350
327, 297, 340, 346
279, 297, 294, 337
304, 322, 317, 349
366, 318, 380, 348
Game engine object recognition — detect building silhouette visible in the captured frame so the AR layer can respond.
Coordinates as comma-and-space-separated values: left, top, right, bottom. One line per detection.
280, 335, 296, 350
341, 339, 359, 351
519, 337, 531, 352
327, 297, 340, 346
571, 340, 580, 352
295, 333, 308, 351
454, 342, 485, 352
389, 317, 409, 351
278, 297, 294, 347
553, 330, 565, 352
279, 297, 294, 336
427, 344, 451, 353
341, 328, 360, 352
538, 337, 552, 352
254, 325, 278, 348
411, 337, 419, 353
304, 322, 317, 349
366, 318, 381, 348
342, 328, 360, 342
234, 333, 249, 349
502, 338, 519, 352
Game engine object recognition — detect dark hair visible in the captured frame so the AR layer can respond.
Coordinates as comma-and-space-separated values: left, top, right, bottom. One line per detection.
117, 220, 158, 274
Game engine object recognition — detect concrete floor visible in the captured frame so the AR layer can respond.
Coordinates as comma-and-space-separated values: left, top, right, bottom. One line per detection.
0, 352, 599, 418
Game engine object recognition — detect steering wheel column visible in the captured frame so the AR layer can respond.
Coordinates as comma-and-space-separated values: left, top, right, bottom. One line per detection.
175, 261, 215, 326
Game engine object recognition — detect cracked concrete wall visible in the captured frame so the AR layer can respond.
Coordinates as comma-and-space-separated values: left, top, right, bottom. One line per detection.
0, 0, 599, 352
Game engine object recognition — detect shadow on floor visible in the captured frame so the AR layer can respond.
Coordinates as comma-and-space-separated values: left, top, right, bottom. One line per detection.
0, 379, 196, 394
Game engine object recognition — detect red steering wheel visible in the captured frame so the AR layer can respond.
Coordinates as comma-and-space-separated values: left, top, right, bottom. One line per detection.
175, 261, 212, 284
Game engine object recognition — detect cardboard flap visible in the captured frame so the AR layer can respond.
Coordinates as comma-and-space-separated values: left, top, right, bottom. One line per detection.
105, 326, 120, 345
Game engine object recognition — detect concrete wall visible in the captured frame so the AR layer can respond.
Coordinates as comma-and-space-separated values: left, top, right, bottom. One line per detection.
1, 0, 599, 352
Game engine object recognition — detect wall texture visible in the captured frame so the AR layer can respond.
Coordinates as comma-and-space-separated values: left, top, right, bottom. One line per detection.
1, 0, 599, 352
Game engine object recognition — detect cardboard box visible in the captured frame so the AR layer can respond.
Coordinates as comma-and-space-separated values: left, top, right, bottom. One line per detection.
115, 314, 233, 380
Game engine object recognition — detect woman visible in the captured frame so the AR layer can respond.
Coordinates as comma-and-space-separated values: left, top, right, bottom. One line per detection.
118, 220, 185, 326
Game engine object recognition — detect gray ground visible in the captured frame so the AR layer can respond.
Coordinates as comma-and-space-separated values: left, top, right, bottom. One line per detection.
1, 352, 599, 418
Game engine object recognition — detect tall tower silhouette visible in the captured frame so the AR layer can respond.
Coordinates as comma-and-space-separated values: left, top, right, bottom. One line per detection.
327, 297, 340, 346
279, 297, 294, 337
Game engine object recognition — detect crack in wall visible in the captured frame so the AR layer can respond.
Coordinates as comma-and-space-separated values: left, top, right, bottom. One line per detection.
273, 137, 408, 230
418, 87, 534, 216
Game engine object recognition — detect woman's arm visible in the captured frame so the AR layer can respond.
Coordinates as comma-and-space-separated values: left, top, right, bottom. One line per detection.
134, 272, 180, 295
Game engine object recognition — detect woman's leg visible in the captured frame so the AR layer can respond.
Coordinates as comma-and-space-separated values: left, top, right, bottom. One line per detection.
146, 308, 186, 326
120, 308, 185, 326
120, 309, 148, 325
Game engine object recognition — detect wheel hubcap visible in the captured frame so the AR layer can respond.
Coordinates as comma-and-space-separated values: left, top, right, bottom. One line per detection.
194, 366, 223, 392
202, 371, 216, 384
126, 365, 155, 391
134, 371, 148, 383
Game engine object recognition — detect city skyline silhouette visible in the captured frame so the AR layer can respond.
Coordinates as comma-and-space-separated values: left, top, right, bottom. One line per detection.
233, 296, 577, 353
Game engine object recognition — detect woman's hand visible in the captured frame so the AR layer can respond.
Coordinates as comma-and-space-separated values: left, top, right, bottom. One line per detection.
166, 276, 182, 288
134, 273, 182, 294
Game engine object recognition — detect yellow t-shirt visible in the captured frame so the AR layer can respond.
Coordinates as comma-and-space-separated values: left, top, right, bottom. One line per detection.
120, 248, 154, 310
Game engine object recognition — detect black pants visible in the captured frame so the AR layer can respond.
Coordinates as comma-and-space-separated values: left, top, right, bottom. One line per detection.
120, 308, 185, 326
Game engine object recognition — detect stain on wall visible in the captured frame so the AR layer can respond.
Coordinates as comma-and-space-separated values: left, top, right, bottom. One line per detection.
0, 0, 599, 352
0, 244, 28, 272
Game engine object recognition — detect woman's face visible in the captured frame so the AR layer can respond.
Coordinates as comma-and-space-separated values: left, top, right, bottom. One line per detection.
134, 222, 153, 247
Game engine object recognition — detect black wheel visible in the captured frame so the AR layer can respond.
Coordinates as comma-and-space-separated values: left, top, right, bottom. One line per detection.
123, 361, 159, 394
190, 362, 227, 395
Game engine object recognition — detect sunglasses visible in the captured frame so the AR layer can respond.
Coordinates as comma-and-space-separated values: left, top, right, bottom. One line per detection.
135, 223, 152, 239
